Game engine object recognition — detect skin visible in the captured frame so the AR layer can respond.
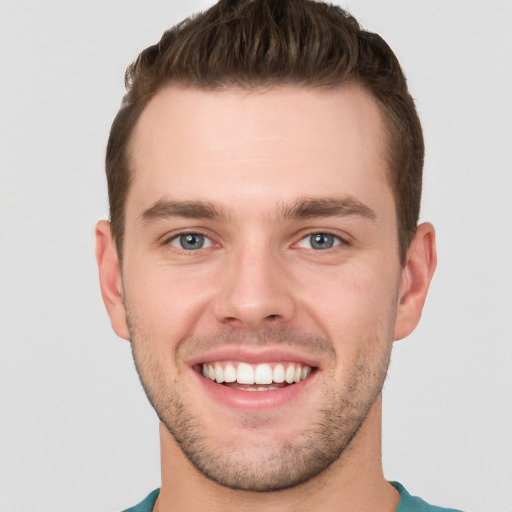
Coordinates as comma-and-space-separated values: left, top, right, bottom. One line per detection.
96, 84, 436, 511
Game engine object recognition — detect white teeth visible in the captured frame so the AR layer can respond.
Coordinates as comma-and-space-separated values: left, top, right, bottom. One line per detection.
237, 362, 255, 384
285, 365, 295, 384
254, 363, 273, 385
214, 362, 224, 383
241, 386, 280, 392
273, 364, 285, 383
201, 362, 313, 387
224, 364, 236, 383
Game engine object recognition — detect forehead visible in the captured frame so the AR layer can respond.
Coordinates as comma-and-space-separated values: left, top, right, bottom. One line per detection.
127, 84, 392, 219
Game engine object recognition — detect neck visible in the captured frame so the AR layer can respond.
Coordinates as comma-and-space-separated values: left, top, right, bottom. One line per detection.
155, 396, 398, 512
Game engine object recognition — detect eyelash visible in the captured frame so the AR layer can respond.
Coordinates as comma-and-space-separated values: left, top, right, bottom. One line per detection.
163, 231, 215, 251
295, 231, 349, 250
162, 230, 349, 252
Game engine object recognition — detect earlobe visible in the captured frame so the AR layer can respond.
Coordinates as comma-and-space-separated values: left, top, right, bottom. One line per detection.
95, 220, 130, 340
394, 222, 437, 341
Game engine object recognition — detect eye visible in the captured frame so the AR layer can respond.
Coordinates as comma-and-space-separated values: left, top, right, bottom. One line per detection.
168, 233, 212, 250
297, 233, 343, 250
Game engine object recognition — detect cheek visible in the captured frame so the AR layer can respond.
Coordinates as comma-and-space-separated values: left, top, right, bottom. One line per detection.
122, 262, 214, 344
302, 265, 398, 390
297, 261, 399, 341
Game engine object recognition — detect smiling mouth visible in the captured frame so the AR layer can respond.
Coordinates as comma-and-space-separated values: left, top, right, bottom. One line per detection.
198, 361, 315, 391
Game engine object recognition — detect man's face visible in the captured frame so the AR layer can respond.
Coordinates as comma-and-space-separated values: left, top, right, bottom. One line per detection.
117, 85, 404, 491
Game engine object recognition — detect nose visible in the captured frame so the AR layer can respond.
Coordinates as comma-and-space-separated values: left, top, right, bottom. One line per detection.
213, 245, 296, 330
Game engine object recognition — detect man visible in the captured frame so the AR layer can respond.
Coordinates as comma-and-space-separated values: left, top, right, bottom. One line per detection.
95, 1, 461, 510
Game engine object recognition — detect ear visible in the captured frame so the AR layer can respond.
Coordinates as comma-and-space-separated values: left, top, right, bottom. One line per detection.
95, 220, 130, 340
394, 222, 437, 341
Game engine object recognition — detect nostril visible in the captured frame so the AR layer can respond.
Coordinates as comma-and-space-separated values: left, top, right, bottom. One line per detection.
213, 291, 296, 329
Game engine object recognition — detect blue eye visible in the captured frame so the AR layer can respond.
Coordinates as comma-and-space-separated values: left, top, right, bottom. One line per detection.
169, 233, 212, 250
310, 233, 335, 250
298, 233, 342, 250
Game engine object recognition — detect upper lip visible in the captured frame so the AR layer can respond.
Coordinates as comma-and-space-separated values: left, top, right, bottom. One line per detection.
186, 347, 322, 369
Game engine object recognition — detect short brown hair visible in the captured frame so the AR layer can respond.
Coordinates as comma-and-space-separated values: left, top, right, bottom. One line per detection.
106, 0, 423, 264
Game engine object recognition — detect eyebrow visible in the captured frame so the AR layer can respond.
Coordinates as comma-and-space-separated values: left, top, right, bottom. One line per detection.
139, 200, 228, 224
139, 196, 376, 224
280, 196, 377, 221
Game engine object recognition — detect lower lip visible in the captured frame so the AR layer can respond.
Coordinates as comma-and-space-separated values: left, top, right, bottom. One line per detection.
193, 369, 317, 410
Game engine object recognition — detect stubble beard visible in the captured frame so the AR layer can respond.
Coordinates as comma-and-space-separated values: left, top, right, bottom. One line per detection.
127, 315, 394, 493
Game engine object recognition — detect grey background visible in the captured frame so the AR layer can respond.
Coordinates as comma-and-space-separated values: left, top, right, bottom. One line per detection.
1, 1, 511, 511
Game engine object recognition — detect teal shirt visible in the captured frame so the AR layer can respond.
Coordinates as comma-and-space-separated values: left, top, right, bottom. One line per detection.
392, 482, 463, 512
122, 483, 464, 511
